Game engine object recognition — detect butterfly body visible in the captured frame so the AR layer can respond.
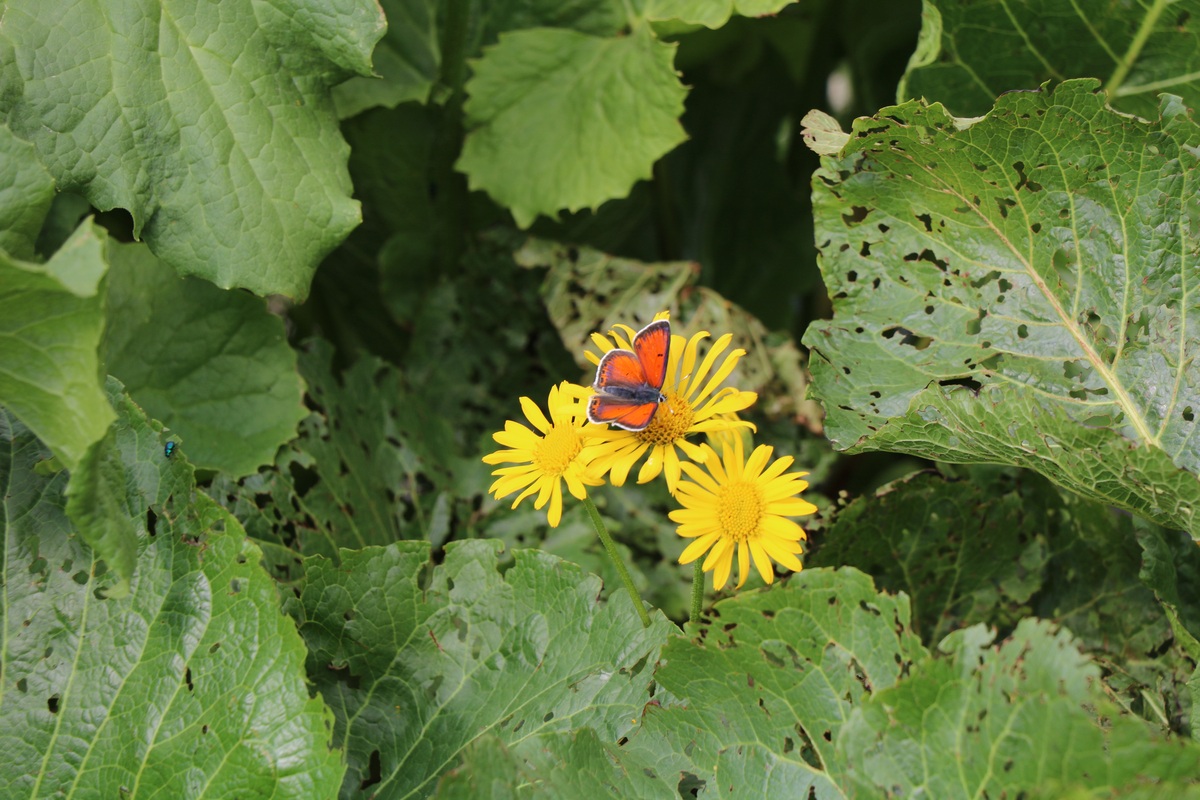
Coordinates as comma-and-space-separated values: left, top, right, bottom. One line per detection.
587, 320, 670, 431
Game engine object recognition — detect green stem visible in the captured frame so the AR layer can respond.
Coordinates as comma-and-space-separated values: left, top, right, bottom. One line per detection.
689, 560, 704, 624
582, 497, 651, 628
1105, 0, 1168, 96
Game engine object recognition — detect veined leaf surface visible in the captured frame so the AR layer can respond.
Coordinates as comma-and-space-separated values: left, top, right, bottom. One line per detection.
804, 80, 1200, 535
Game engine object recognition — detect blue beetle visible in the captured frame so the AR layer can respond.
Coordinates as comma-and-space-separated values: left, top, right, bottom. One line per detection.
164, 441, 177, 458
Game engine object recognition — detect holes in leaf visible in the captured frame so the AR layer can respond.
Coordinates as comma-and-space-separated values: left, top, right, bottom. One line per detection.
1030, 222, 1042, 234
966, 310, 986, 336
48, 695, 60, 714
860, 241, 872, 256
940, 377, 982, 394
877, 223, 890, 233
1013, 161, 1043, 192
842, 206, 870, 225
847, 270, 857, 282
924, 305, 935, 315
288, 461, 320, 498
1063, 361, 1089, 381
543, 712, 555, 723
1017, 324, 1029, 339
147, 508, 157, 537
230, 579, 242, 595
903, 249, 949, 271
29, 556, 47, 576
995, 197, 1017, 218
999, 278, 1012, 292
1184, 407, 1194, 422
16, 679, 27, 692
209, 642, 222, 654
970, 270, 1001, 289
72, 571, 89, 585
916, 213, 933, 232
185, 667, 194, 692
360, 750, 382, 791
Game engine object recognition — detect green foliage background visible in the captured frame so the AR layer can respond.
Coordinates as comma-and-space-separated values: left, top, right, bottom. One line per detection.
4, 0, 1200, 797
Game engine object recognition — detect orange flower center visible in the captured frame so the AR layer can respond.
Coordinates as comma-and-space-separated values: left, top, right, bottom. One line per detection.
533, 424, 582, 477
717, 480, 763, 541
637, 390, 694, 445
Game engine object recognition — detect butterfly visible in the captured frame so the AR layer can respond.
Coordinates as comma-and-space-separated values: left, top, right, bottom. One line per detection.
587, 320, 670, 431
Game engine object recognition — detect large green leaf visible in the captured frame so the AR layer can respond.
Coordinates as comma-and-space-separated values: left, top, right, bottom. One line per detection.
0, 388, 343, 798
611, 570, 1200, 797
0, 0, 383, 299
900, 0, 1200, 118
332, 0, 440, 118
840, 620, 1200, 796
803, 80, 1200, 536
643, 0, 795, 28
287, 539, 675, 799
102, 241, 306, 477
457, 26, 688, 227
0, 220, 112, 470
0, 124, 54, 259
811, 468, 1194, 732
431, 729, 674, 799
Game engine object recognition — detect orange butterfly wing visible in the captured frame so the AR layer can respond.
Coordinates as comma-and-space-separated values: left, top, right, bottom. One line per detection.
632, 320, 670, 391
588, 396, 658, 430
593, 349, 648, 390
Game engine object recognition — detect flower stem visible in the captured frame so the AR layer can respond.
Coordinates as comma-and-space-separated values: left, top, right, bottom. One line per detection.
689, 560, 704, 624
582, 497, 651, 628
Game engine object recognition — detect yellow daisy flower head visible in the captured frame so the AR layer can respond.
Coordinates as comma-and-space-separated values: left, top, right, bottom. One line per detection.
483, 382, 603, 527
669, 438, 816, 590
584, 314, 757, 493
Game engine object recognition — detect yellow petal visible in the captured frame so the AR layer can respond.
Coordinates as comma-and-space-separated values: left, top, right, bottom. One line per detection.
759, 455, 796, 484
767, 498, 819, 517
694, 389, 757, 419
678, 331, 707, 396
662, 446, 682, 492
683, 333, 728, 402
743, 444, 774, 482
636, 447, 665, 484
609, 442, 649, 486
711, 544, 733, 590
760, 515, 807, 541
511, 478, 542, 509
680, 533, 720, 563
519, 396, 552, 433
564, 470, 590, 501
760, 537, 804, 571
735, 541, 750, 589
749, 541, 775, 586
482, 448, 533, 464
546, 479, 563, 527
532, 472, 554, 510
692, 339, 742, 404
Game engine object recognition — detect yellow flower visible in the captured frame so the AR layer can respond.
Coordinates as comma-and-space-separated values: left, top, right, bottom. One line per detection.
669, 439, 816, 590
584, 318, 757, 493
483, 382, 603, 527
